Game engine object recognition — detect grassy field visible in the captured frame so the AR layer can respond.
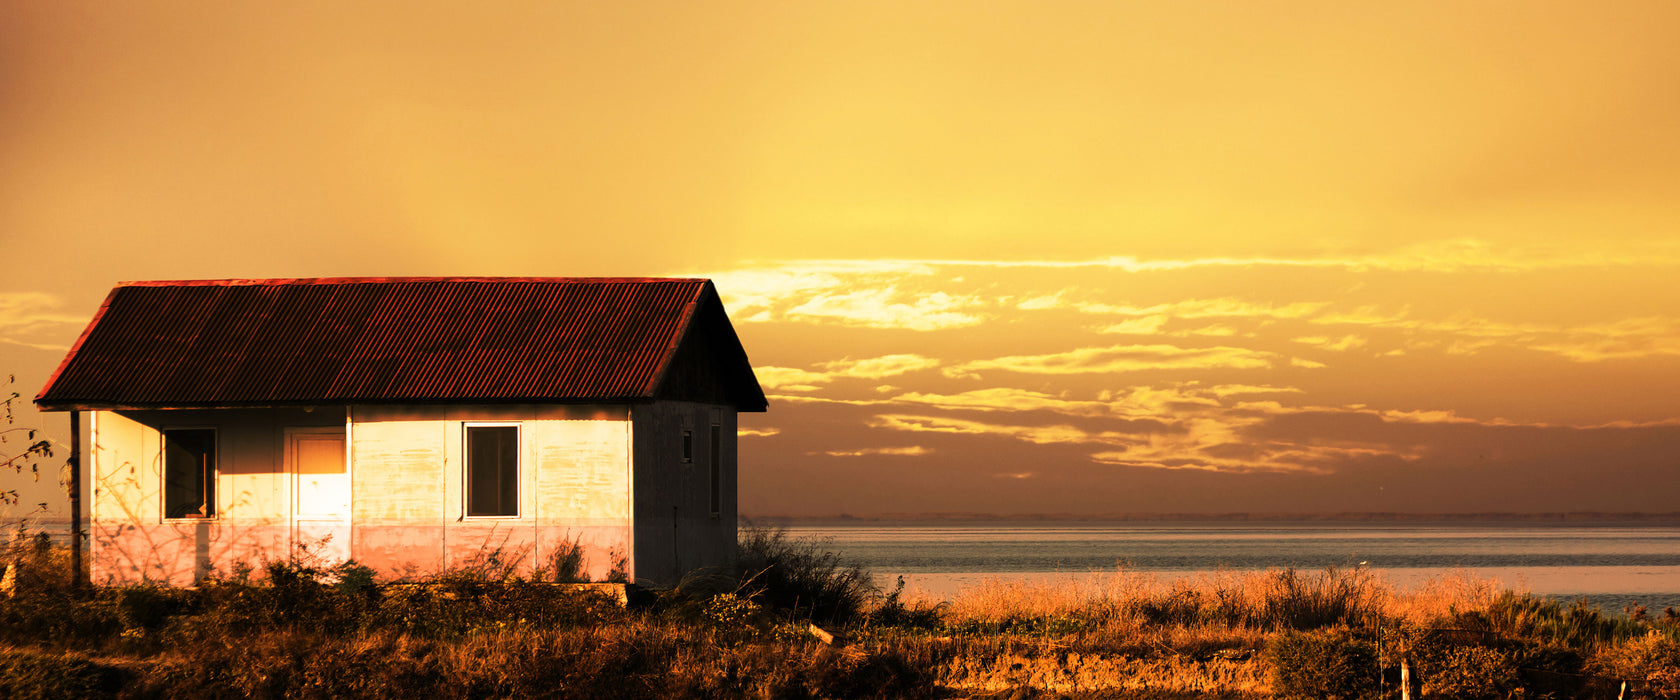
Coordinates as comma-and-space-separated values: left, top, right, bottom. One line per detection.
1, 526, 1677, 699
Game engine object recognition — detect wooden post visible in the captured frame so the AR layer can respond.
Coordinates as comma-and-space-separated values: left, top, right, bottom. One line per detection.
68, 410, 82, 588
1400, 657, 1412, 700
1375, 623, 1383, 684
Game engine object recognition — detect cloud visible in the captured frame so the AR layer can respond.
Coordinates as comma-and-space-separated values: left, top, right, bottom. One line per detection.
785, 287, 985, 330
1096, 315, 1170, 335
0, 292, 82, 350
948, 344, 1276, 377
1205, 384, 1303, 398
753, 367, 831, 392
892, 388, 1114, 417
1176, 325, 1239, 337
737, 427, 782, 437
756, 354, 942, 392
1078, 298, 1330, 320
703, 257, 1680, 363
865, 409, 1405, 475
1308, 306, 1680, 363
1293, 335, 1368, 351
818, 445, 930, 457
705, 264, 985, 331
709, 244, 1680, 284
868, 414, 1129, 447
819, 354, 941, 379
1015, 293, 1064, 310
1289, 357, 1328, 369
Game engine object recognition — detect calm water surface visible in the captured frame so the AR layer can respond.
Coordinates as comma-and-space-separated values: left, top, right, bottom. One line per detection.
784, 522, 1680, 611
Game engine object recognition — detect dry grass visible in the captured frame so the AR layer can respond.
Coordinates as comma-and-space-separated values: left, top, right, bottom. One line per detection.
922, 566, 1509, 632
4, 526, 1676, 699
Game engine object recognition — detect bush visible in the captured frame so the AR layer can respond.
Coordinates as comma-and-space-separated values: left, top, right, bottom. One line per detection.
735, 525, 875, 626
1261, 567, 1377, 631
1593, 634, 1680, 699
1264, 629, 1381, 700
1422, 644, 1519, 700
868, 576, 945, 631
0, 648, 124, 700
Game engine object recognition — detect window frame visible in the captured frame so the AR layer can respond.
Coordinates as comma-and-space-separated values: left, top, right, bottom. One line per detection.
463, 422, 522, 519
161, 427, 218, 521
681, 430, 694, 464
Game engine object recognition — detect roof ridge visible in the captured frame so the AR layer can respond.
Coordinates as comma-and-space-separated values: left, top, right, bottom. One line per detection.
117, 277, 708, 287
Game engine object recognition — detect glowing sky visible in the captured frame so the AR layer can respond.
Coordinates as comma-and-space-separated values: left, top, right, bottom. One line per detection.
4, 2, 1679, 516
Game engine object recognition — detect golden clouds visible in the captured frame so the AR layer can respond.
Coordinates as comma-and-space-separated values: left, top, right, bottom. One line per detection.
756, 354, 942, 391
784, 288, 985, 331
1075, 298, 1329, 320
826, 354, 942, 379
0, 292, 82, 352
947, 344, 1277, 378
818, 446, 930, 458
720, 247, 1680, 485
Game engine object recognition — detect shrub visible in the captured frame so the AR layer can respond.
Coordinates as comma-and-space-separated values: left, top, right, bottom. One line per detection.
0, 648, 124, 700
1261, 567, 1377, 631
114, 584, 195, 632
1264, 629, 1381, 700
735, 524, 875, 626
1593, 634, 1680, 699
1421, 644, 1519, 700
868, 576, 945, 631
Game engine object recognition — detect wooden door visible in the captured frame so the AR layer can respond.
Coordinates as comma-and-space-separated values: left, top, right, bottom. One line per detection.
286, 428, 350, 566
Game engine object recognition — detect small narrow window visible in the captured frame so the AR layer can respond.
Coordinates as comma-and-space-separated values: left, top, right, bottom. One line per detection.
681, 430, 694, 463
164, 429, 216, 519
467, 425, 519, 517
708, 424, 721, 517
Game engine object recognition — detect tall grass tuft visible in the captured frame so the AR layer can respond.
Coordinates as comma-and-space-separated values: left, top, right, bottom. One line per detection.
1466, 591, 1653, 649
734, 524, 875, 626
1259, 567, 1380, 630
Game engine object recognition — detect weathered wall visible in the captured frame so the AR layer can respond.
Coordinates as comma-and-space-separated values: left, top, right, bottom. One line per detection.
348, 404, 633, 583
630, 400, 737, 586
87, 407, 343, 585
86, 404, 637, 585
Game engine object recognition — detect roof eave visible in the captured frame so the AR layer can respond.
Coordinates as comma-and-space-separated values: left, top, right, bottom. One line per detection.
35, 396, 663, 412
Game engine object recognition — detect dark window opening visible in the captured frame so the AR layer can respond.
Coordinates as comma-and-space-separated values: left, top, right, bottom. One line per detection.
709, 424, 721, 517
467, 426, 519, 517
681, 430, 693, 463
164, 429, 216, 519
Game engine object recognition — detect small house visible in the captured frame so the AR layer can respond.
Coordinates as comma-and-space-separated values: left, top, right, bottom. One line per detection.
34, 277, 767, 586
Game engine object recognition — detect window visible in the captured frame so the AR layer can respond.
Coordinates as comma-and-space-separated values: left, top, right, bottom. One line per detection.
681, 430, 694, 463
466, 425, 519, 517
708, 424, 721, 517
164, 429, 216, 519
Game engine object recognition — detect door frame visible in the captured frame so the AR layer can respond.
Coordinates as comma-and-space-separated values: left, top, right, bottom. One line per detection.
283, 426, 350, 564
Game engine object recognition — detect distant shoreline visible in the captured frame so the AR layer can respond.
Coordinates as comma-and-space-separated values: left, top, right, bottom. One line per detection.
744, 511, 1680, 525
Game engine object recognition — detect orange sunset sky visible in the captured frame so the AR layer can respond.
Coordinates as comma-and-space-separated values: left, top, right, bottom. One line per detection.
3, 2, 1679, 517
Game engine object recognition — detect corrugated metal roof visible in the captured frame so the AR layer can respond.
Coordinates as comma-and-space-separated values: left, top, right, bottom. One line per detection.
36, 277, 767, 411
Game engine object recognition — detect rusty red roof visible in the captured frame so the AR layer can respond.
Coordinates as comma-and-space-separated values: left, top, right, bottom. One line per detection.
35, 277, 767, 412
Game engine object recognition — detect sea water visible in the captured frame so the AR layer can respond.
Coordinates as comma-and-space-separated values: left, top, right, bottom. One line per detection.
783, 521, 1680, 612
